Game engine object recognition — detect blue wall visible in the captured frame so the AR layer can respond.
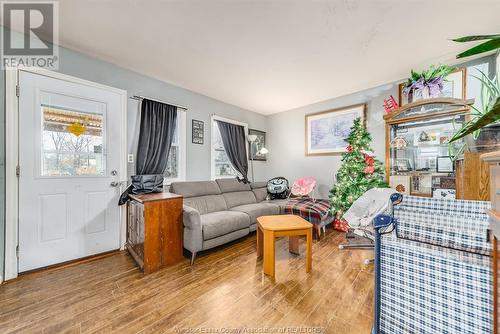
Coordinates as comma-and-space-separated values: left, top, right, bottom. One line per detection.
0, 27, 270, 280
266, 55, 496, 198
0, 26, 496, 279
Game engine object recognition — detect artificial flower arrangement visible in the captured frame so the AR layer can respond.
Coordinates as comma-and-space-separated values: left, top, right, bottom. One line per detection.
403, 65, 455, 103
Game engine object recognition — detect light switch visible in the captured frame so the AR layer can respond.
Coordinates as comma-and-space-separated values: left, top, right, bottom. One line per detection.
127, 154, 134, 163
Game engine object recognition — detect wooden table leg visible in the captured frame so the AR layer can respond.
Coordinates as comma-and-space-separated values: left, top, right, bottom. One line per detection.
289, 236, 300, 255
257, 224, 263, 258
306, 228, 312, 273
263, 230, 275, 277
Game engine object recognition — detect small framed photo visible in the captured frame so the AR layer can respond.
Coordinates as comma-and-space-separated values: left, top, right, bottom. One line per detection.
249, 129, 266, 161
396, 158, 412, 172
415, 157, 434, 171
192, 119, 204, 145
411, 174, 432, 196
436, 156, 454, 173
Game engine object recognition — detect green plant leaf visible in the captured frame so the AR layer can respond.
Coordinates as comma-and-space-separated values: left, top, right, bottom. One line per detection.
452, 35, 500, 42
457, 38, 500, 58
448, 141, 466, 162
471, 71, 500, 97
449, 96, 500, 142
471, 105, 483, 117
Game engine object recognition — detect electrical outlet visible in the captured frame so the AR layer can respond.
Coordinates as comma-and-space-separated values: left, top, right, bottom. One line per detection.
127, 154, 134, 163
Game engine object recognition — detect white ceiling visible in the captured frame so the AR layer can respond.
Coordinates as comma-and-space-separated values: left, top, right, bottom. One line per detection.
11, 1, 500, 114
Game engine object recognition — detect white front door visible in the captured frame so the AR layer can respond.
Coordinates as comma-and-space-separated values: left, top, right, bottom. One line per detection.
18, 70, 126, 272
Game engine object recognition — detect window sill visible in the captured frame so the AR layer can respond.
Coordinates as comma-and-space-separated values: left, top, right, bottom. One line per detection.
164, 177, 185, 187
212, 175, 238, 180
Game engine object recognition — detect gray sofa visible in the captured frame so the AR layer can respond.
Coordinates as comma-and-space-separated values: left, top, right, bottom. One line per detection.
170, 178, 289, 263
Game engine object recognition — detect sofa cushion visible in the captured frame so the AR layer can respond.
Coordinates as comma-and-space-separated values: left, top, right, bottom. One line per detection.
201, 211, 250, 240
170, 181, 221, 198
250, 181, 267, 189
184, 195, 227, 215
230, 202, 280, 224
223, 191, 257, 208
216, 178, 251, 192
265, 199, 290, 213
252, 187, 268, 202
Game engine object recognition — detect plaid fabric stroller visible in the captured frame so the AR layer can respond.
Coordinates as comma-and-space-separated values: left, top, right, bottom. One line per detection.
372, 195, 492, 334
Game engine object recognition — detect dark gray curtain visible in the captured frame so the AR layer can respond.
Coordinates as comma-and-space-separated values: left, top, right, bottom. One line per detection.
136, 99, 178, 175
216, 120, 249, 182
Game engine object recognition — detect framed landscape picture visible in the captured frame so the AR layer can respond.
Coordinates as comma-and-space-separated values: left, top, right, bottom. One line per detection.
249, 129, 266, 161
305, 103, 366, 156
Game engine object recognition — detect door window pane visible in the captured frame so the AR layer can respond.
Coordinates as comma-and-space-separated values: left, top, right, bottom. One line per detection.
41, 105, 105, 176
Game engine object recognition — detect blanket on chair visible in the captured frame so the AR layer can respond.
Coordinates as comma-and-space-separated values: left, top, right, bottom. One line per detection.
283, 198, 334, 228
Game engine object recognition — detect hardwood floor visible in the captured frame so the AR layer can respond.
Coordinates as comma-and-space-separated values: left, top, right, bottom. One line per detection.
0, 229, 374, 334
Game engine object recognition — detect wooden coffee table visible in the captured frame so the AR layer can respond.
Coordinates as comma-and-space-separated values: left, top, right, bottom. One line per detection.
256, 215, 313, 278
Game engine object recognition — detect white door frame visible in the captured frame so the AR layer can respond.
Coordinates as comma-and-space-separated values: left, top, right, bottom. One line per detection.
4, 67, 128, 281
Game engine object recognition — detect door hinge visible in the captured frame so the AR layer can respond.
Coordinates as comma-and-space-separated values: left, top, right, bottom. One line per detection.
15, 85, 20, 97
16, 245, 19, 258
16, 165, 20, 177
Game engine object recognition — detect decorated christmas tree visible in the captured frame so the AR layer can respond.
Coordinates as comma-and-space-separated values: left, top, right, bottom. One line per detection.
329, 117, 387, 231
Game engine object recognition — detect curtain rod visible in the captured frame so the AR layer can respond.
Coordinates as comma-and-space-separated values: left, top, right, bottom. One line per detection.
130, 95, 188, 111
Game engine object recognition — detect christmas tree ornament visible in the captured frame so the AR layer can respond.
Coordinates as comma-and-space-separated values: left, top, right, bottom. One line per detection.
365, 155, 375, 166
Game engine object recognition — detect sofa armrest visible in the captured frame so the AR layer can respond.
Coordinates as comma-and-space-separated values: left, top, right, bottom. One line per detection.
183, 205, 201, 230
182, 205, 203, 254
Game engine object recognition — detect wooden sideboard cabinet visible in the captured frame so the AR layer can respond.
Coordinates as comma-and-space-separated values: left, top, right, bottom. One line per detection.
456, 152, 491, 201
481, 150, 500, 334
127, 192, 183, 274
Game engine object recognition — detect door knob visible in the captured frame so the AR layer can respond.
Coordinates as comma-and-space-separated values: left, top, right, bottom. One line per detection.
111, 170, 118, 176
110, 181, 120, 187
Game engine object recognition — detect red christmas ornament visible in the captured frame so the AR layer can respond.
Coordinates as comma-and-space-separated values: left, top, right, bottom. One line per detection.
333, 219, 349, 232
346, 145, 353, 153
365, 155, 374, 166
365, 165, 375, 174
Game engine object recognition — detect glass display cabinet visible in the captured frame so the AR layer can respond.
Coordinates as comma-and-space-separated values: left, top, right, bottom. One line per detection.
384, 98, 474, 199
